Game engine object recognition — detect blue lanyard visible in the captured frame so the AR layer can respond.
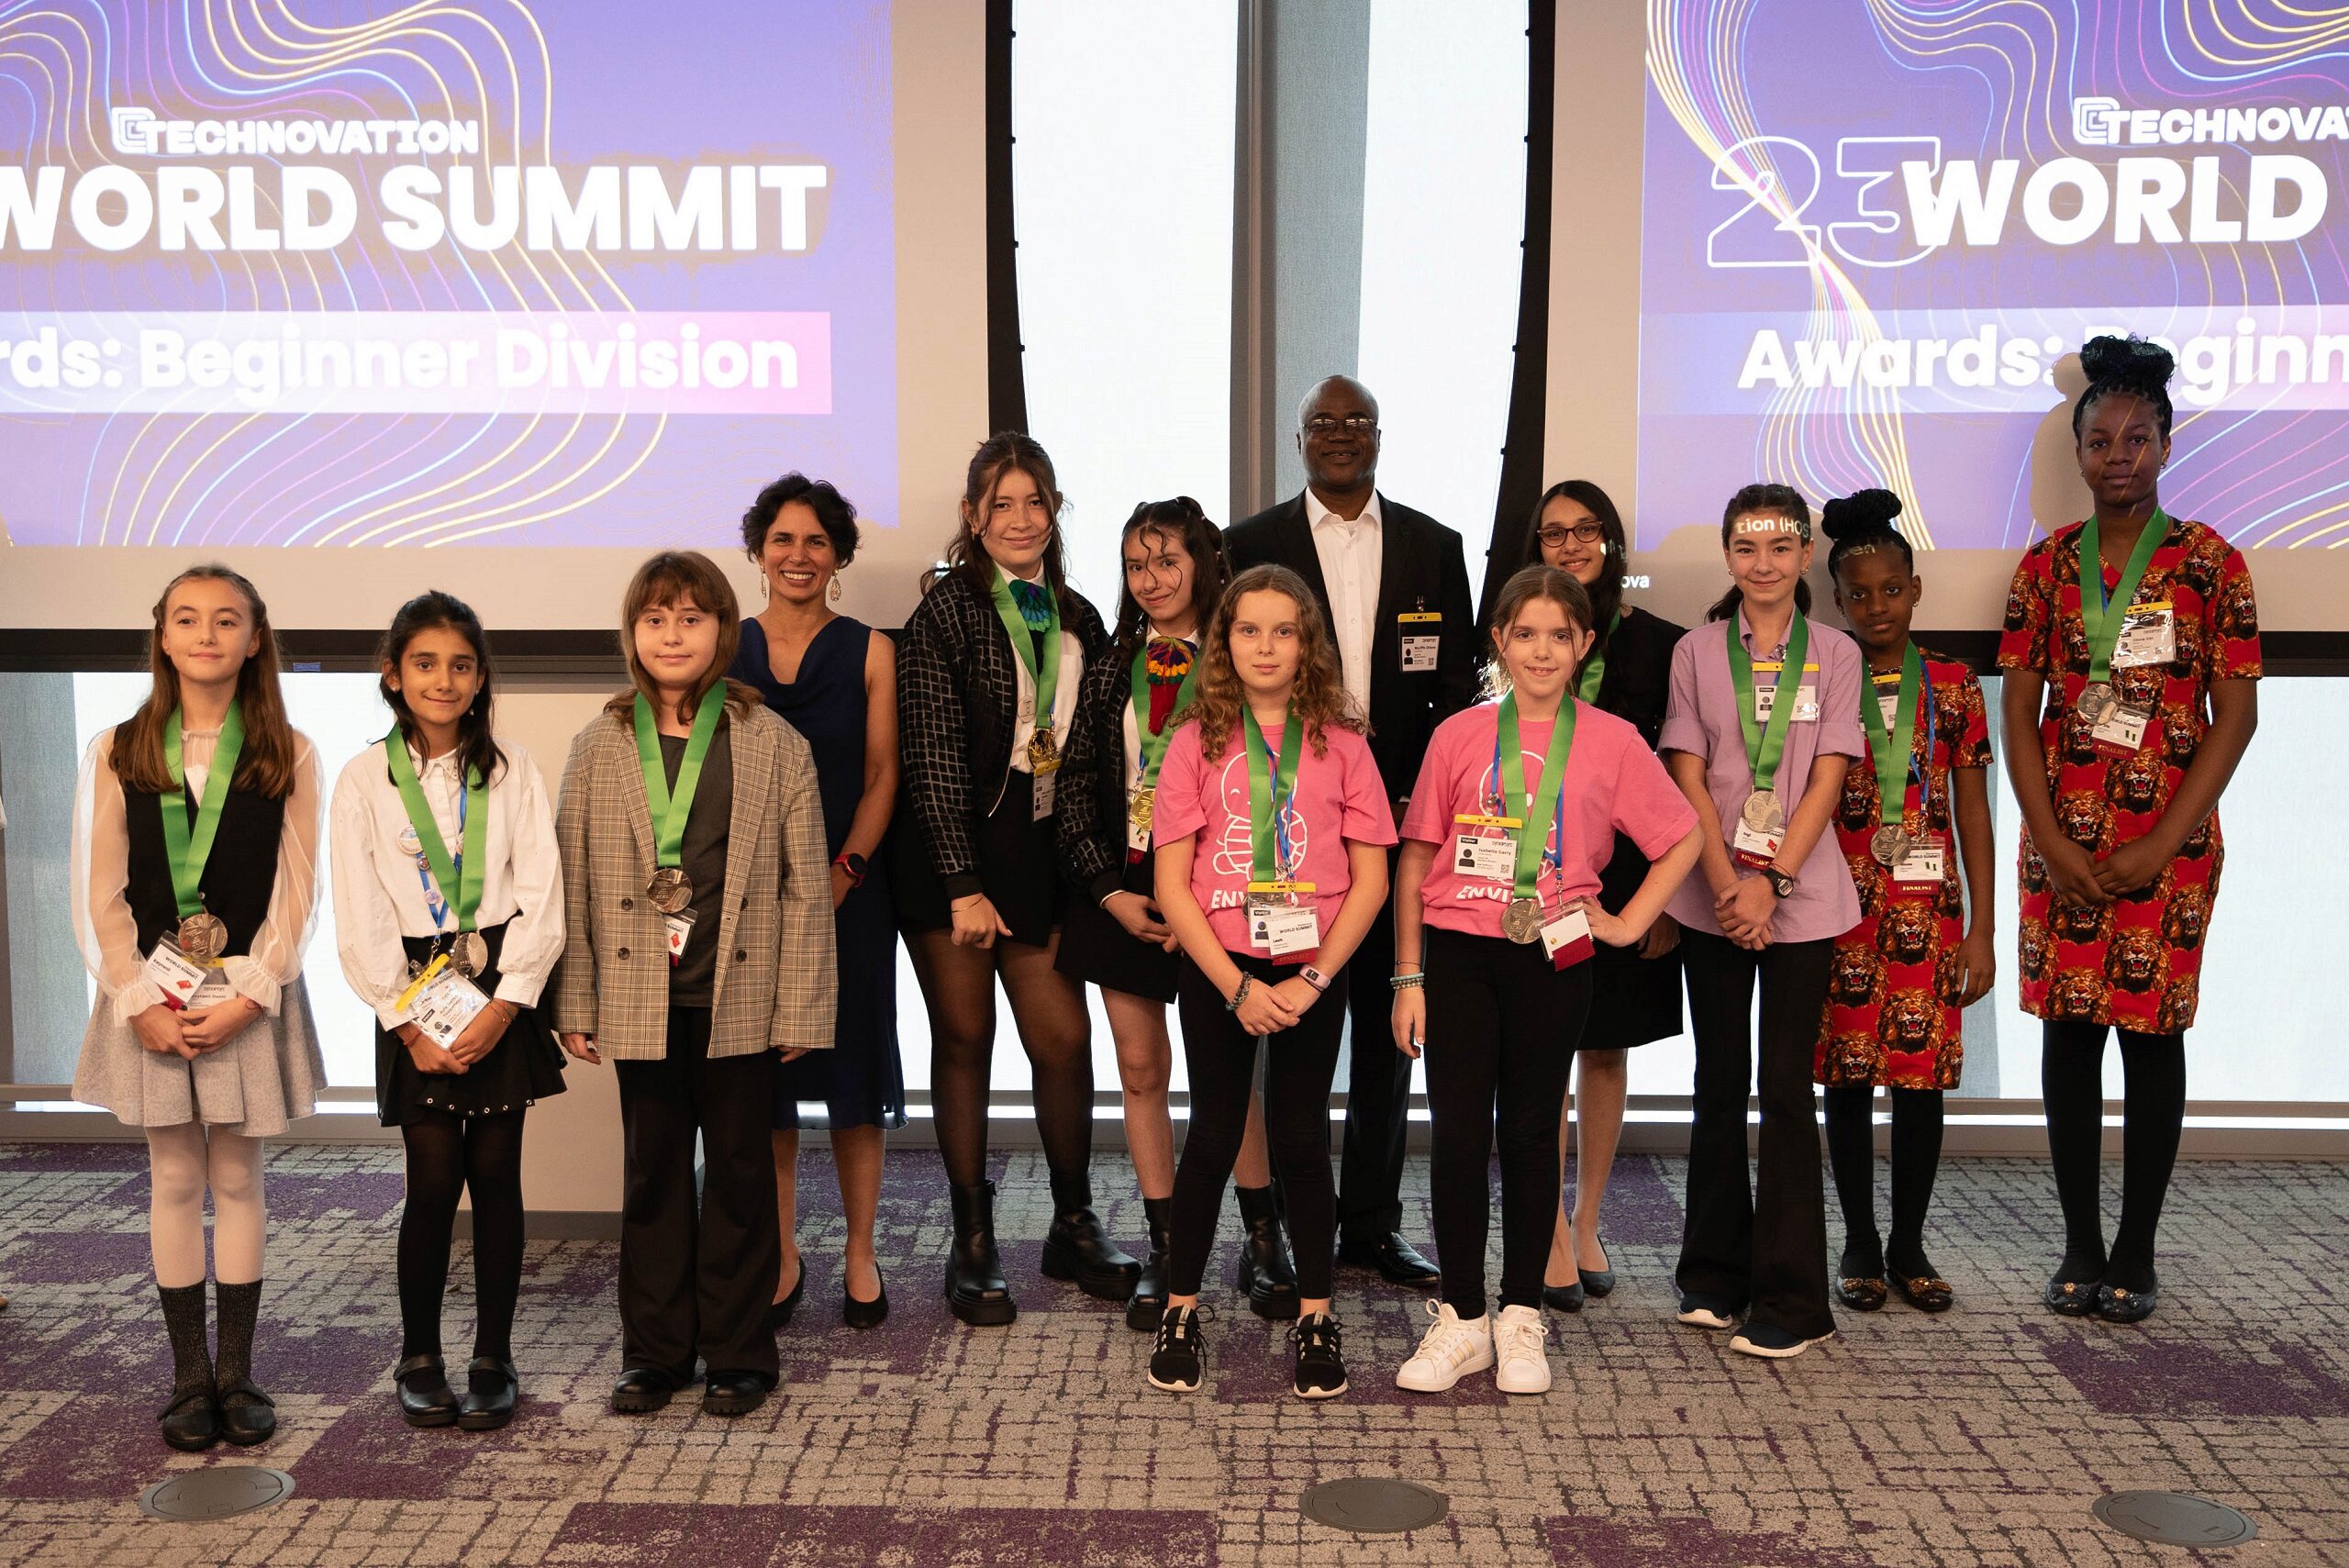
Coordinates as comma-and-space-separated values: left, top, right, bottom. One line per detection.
409, 781, 467, 932
1487, 728, 1565, 884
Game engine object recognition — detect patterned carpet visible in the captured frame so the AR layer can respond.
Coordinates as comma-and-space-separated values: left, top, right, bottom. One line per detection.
0, 1140, 2343, 1566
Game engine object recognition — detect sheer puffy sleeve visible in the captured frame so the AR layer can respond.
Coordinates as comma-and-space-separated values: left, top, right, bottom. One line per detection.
69, 729, 164, 1025
222, 732, 324, 1014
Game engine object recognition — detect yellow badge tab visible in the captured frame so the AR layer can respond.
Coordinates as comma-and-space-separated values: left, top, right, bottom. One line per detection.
1453, 813, 1522, 829
1397, 612, 1442, 623
1245, 880, 1318, 895
395, 951, 451, 1014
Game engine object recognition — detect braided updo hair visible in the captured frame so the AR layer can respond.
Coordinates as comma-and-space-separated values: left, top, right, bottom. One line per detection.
2072, 334, 2176, 440
1820, 487, 1910, 582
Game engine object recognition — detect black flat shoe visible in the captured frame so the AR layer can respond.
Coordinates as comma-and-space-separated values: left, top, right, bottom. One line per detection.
2094, 1280, 2158, 1324
159, 1386, 220, 1452
1127, 1195, 1172, 1332
844, 1267, 889, 1330
765, 1262, 807, 1332
458, 1356, 518, 1431
2044, 1273, 2101, 1318
702, 1370, 769, 1417
1836, 1274, 1888, 1312
1542, 1280, 1586, 1314
1337, 1231, 1441, 1288
1579, 1232, 1616, 1298
395, 1353, 460, 1429
1891, 1273, 1954, 1314
216, 1377, 275, 1447
610, 1366, 678, 1415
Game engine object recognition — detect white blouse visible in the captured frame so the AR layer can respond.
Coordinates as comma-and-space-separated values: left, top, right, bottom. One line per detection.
71, 724, 324, 1025
329, 734, 563, 1029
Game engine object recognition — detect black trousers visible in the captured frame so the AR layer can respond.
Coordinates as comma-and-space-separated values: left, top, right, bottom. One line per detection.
1337, 852, 1414, 1242
1422, 928, 1591, 1318
1676, 930, 1835, 1340
614, 1007, 780, 1383
1169, 953, 1348, 1300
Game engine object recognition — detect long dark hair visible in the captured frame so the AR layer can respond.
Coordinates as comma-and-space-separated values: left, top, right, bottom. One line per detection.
1706, 482, 1815, 623
1520, 479, 1626, 653
378, 591, 507, 787
111, 564, 297, 799
1821, 488, 1911, 583
2073, 334, 2176, 441
1111, 496, 1230, 660
941, 431, 1081, 620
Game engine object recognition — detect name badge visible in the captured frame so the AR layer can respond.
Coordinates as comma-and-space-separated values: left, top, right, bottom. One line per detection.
1031, 767, 1056, 821
1888, 831, 1946, 895
2111, 601, 2176, 669
1540, 905, 1594, 970
1248, 900, 1319, 960
1731, 816, 1782, 870
409, 965, 490, 1046
1399, 610, 1442, 673
2090, 702, 2151, 759
1126, 809, 1150, 856
141, 940, 209, 1012
1753, 668, 1820, 725
664, 906, 697, 964
1452, 816, 1516, 882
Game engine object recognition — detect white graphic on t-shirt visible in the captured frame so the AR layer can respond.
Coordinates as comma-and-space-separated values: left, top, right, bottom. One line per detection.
1211, 748, 1308, 881
1458, 746, 1556, 904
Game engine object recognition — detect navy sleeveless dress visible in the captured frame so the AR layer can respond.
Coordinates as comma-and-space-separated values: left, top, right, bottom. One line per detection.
731, 615, 907, 1130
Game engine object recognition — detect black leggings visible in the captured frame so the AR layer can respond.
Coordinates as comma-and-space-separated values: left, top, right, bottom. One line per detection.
907, 929, 1094, 1188
398, 1109, 526, 1362
1677, 930, 1835, 1340
1168, 953, 1347, 1300
1821, 1086, 1943, 1275
2042, 1019, 2185, 1294
1423, 928, 1591, 1318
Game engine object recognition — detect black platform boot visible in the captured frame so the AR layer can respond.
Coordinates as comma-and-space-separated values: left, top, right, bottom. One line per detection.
1232, 1184, 1300, 1320
1125, 1195, 1174, 1332
1041, 1168, 1141, 1301
945, 1180, 1017, 1326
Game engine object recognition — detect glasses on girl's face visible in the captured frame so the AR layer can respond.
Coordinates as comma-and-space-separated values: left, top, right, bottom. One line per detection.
1537, 521, 1607, 547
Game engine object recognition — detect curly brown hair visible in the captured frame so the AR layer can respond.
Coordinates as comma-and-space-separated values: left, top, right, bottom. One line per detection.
1182, 563, 1364, 763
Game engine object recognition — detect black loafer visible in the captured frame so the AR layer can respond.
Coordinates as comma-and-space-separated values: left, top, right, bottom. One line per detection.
702, 1370, 769, 1417
458, 1356, 518, 1431
844, 1267, 889, 1330
2044, 1273, 2100, 1318
2094, 1280, 2158, 1325
1891, 1274, 1955, 1314
216, 1377, 276, 1447
1542, 1280, 1586, 1314
159, 1385, 220, 1452
395, 1353, 460, 1429
1337, 1232, 1441, 1287
765, 1263, 807, 1332
1836, 1274, 1888, 1312
610, 1366, 678, 1415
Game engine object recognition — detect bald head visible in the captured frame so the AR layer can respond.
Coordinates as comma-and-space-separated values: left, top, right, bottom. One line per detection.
1297, 375, 1379, 431
1296, 375, 1381, 504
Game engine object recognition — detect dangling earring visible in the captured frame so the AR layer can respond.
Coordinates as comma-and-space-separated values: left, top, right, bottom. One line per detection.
828, 574, 843, 605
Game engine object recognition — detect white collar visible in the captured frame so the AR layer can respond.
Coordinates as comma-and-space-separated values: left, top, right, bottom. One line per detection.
402, 735, 464, 779
1305, 489, 1383, 532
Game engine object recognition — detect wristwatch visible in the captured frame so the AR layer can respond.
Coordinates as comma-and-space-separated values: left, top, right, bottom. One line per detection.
833, 851, 868, 888
1764, 865, 1798, 899
1298, 964, 1331, 994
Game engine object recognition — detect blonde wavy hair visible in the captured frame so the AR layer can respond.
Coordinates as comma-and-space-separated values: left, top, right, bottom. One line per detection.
1183, 563, 1364, 763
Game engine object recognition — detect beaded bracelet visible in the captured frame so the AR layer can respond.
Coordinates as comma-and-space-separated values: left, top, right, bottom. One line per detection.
1389, 971, 1425, 992
1225, 975, 1254, 1012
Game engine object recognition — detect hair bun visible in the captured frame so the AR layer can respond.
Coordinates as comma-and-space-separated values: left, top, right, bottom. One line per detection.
1820, 487, 1903, 541
2079, 333, 2175, 390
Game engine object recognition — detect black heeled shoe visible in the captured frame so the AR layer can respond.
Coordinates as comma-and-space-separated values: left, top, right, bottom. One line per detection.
1233, 1186, 1300, 1320
1126, 1195, 1173, 1332
843, 1264, 889, 1329
395, 1353, 460, 1429
1579, 1231, 1617, 1298
764, 1262, 806, 1332
945, 1180, 1016, 1326
458, 1357, 518, 1431
159, 1385, 220, 1452
1040, 1170, 1141, 1301
216, 1377, 276, 1447
1542, 1279, 1586, 1314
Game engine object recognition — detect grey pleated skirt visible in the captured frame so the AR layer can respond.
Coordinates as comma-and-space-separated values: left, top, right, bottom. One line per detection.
72, 976, 326, 1139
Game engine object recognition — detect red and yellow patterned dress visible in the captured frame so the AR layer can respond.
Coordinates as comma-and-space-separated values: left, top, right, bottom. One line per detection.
1814, 653, 1990, 1090
1996, 517, 2261, 1033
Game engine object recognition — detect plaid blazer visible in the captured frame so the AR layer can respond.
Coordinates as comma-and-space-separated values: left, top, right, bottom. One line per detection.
898, 569, 1108, 891
1057, 631, 1143, 907
548, 696, 836, 1062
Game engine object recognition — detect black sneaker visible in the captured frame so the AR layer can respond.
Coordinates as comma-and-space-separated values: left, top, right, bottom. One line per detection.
1148, 1305, 1204, 1393
1291, 1310, 1348, 1399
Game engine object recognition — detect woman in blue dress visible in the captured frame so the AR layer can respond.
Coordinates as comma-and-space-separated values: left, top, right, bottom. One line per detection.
732, 473, 904, 1328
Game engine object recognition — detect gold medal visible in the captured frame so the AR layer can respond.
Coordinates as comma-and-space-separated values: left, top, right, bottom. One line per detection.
176, 912, 228, 962
648, 867, 693, 914
1028, 728, 1062, 774
1128, 786, 1154, 834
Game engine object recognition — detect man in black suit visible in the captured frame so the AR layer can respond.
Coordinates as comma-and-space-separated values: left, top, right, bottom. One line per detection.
1225, 373, 1479, 1287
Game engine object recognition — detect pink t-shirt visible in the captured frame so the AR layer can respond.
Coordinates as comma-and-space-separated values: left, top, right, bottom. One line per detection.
1400, 700, 1697, 940
1152, 717, 1397, 955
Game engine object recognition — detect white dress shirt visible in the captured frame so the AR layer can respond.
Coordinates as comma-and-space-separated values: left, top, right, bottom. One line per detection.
329, 734, 564, 1029
1306, 488, 1384, 723
1004, 566, 1085, 773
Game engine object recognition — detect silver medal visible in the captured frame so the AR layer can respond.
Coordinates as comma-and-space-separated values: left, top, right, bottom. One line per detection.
2075, 681, 2117, 724
648, 867, 693, 914
176, 912, 228, 962
1869, 826, 1910, 867
449, 930, 489, 978
1501, 897, 1542, 944
1741, 789, 1786, 836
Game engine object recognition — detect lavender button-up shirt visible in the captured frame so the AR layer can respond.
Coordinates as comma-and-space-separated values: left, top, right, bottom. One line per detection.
1657, 606, 1864, 945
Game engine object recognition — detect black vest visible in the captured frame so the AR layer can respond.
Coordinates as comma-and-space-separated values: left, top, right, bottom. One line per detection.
123, 772, 285, 958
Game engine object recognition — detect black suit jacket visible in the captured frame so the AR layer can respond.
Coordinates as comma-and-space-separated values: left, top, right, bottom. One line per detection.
1224, 492, 1479, 802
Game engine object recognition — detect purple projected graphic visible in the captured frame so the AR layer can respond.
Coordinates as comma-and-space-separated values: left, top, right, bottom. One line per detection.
1639, 2, 2349, 552
0, 0, 895, 548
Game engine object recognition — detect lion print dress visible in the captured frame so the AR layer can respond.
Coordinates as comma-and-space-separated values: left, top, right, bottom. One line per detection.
1996, 517, 2261, 1034
1814, 654, 1990, 1091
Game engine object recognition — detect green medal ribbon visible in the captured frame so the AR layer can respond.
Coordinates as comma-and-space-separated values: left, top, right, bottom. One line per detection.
1496, 692, 1577, 903
1129, 639, 1197, 789
1241, 704, 1305, 884
988, 565, 1063, 732
1725, 610, 1809, 795
1858, 644, 1922, 832
1575, 610, 1621, 703
384, 731, 488, 932
633, 691, 723, 868
2077, 507, 2170, 685
160, 702, 246, 919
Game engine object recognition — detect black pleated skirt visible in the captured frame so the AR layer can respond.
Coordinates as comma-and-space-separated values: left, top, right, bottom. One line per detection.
893, 771, 1066, 949
374, 919, 568, 1125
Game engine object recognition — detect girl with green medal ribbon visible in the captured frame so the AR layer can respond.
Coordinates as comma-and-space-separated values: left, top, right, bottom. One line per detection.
1147, 564, 1396, 1399
72, 565, 325, 1453
1390, 567, 1698, 1396
1812, 493, 1997, 1320
1056, 499, 1298, 1330
330, 591, 566, 1433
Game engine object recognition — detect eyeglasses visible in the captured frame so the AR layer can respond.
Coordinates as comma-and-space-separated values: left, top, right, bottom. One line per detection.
1536, 521, 1609, 547
1302, 414, 1377, 437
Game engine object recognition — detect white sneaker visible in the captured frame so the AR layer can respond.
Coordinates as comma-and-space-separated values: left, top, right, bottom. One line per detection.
1492, 1304, 1551, 1395
1394, 1300, 1494, 1392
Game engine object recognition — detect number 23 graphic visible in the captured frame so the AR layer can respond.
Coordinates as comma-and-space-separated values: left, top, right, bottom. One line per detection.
1707, 134, 1943, 271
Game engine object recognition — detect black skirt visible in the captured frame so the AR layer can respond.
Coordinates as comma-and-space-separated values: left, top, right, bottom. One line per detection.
894, 770, 1066, 948
1581, 832, 1686, 1051
375, 920, 568, 1126
1055, 848, 1178, 1003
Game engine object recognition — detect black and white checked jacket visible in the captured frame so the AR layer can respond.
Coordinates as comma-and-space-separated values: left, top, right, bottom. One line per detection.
1056, 632, 1144, 907
897, 568, 1108, 896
